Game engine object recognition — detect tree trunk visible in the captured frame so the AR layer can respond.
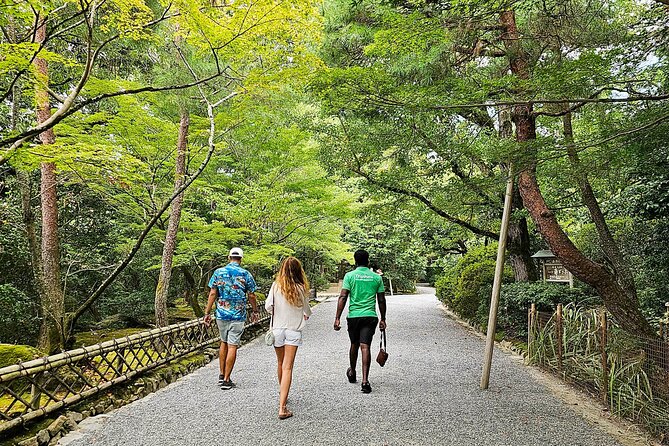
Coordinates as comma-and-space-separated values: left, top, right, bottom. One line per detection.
499, 9, 653, 336
17, 171, 45, 293
35, 16, 65, 353
499, 104, 537, 282
10, 54, 46, 305
182, 266, 204, 317
563, 110, 637, 295
154, 112, 189, 327
507, 214, 537, 282
12, 57, 50, 335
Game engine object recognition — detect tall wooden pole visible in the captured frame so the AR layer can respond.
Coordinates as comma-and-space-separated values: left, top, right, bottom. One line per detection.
480, 166, 514, 390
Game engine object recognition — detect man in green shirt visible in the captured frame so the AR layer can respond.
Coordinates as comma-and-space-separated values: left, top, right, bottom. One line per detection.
334, 249, 387, 394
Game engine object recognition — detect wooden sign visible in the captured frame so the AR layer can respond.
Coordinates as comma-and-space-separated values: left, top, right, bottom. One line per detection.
544, 260, 570, 282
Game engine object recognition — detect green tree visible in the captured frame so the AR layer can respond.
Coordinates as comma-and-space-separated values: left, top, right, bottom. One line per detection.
314, 0, 669, 336
0, 0, 325, 349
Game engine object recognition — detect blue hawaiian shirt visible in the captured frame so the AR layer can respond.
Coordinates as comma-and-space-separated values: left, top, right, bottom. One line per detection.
208, 262, 257, 321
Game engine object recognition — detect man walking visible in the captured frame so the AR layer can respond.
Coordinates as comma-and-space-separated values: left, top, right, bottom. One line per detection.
334, 249, 387, 393
204, 247, 259, 390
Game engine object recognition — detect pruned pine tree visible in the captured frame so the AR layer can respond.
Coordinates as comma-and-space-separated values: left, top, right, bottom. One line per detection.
315, 0, 668, 336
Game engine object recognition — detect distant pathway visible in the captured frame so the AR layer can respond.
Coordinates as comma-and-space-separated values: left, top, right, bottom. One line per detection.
61, 288, 625, 446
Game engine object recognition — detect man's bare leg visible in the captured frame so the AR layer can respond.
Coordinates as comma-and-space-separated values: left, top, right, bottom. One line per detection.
360, 343, 371, 384
349, 342, 359, 375
224, 344, 238, 381
218, 342, 228, 377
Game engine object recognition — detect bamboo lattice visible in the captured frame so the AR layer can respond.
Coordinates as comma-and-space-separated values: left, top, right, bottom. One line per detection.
0, 305, 270, 435
528, 305, 669, 438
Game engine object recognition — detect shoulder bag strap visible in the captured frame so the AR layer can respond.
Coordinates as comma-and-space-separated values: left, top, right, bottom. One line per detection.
269, 283, 275, 329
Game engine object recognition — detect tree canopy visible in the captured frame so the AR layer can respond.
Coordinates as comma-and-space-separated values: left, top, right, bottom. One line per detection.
1, 0, 668, 349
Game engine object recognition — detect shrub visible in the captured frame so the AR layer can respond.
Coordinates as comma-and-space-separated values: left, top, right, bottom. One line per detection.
490, 282, 595, 338
435, 273, 456, 305
435, 244, 512, 320
453, 260, 497, 320
0, 284, 40, 345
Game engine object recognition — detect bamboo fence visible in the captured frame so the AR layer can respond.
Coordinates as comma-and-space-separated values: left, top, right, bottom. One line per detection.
0, 306, 270, 435
528, 304, 669, 438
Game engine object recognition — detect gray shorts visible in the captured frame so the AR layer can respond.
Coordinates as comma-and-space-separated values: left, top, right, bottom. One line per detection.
216, 319, 245, 346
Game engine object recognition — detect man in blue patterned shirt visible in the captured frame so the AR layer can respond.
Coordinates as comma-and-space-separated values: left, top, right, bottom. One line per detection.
204, 247, 258, 390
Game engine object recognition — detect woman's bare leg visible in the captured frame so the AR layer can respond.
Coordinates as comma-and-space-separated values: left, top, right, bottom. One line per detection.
279, 345, 298, 416
274, 346, 285, 385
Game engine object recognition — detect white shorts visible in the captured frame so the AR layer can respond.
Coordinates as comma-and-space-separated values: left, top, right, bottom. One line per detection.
272, 328, 303, 347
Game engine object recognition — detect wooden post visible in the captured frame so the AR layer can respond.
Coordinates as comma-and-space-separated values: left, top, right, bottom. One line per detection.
527, 306, 531, 356
528, 303, 536, 360
480, 167, 514, 390
556, 303, 563, 372
599, 308, 608, 404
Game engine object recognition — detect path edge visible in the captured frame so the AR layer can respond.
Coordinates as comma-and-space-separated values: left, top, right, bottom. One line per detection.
438, 303, 660, 446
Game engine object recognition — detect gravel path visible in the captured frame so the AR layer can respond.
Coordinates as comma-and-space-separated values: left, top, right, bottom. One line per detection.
61, 288, 624, 446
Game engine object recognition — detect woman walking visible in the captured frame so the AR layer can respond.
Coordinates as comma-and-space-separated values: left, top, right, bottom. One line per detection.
265, 256, 312, 419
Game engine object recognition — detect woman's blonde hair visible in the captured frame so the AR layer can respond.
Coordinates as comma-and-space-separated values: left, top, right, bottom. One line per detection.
276, 256, 310, 307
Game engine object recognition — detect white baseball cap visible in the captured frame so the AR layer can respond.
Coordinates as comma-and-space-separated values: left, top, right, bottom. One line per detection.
229, 247, 244, 258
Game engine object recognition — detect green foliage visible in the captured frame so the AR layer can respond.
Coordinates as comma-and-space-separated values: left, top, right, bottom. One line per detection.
435, 273, 456, 304
97, 291, 156, 327
455, 259, 497, 320
436, 245, 497, 300
342, 204, 434, 292
0, 285, 40, 345
572, 218, 669, 322
494, 282, 595, 338
436, 244, 512, 320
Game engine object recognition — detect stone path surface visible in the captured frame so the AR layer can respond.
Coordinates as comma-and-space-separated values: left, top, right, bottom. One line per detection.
61, 288, 625, 446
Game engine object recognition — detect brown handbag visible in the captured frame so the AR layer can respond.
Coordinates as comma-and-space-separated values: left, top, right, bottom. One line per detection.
376, 330, 388, 367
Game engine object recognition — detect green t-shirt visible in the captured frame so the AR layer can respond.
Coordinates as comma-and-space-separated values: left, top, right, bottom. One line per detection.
342, 267, 385, 318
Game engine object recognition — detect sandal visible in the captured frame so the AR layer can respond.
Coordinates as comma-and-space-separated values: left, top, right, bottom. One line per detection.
278, 407, 293, 420
346, 367, 356, 383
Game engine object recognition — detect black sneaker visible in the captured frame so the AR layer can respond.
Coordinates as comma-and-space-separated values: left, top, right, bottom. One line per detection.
346, 367, 356, 383
220, 380, 233, 390
361, 382, 372, 394
218, 375, 226, 388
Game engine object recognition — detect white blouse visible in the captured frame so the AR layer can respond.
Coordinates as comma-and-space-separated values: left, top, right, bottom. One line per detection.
265, 282, 312, 331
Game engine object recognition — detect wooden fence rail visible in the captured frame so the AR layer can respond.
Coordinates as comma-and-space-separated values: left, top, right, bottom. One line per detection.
0, 305, 270, 435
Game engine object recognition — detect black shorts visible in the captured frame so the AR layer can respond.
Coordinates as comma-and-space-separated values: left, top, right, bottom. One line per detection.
347, 316, 378, 345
